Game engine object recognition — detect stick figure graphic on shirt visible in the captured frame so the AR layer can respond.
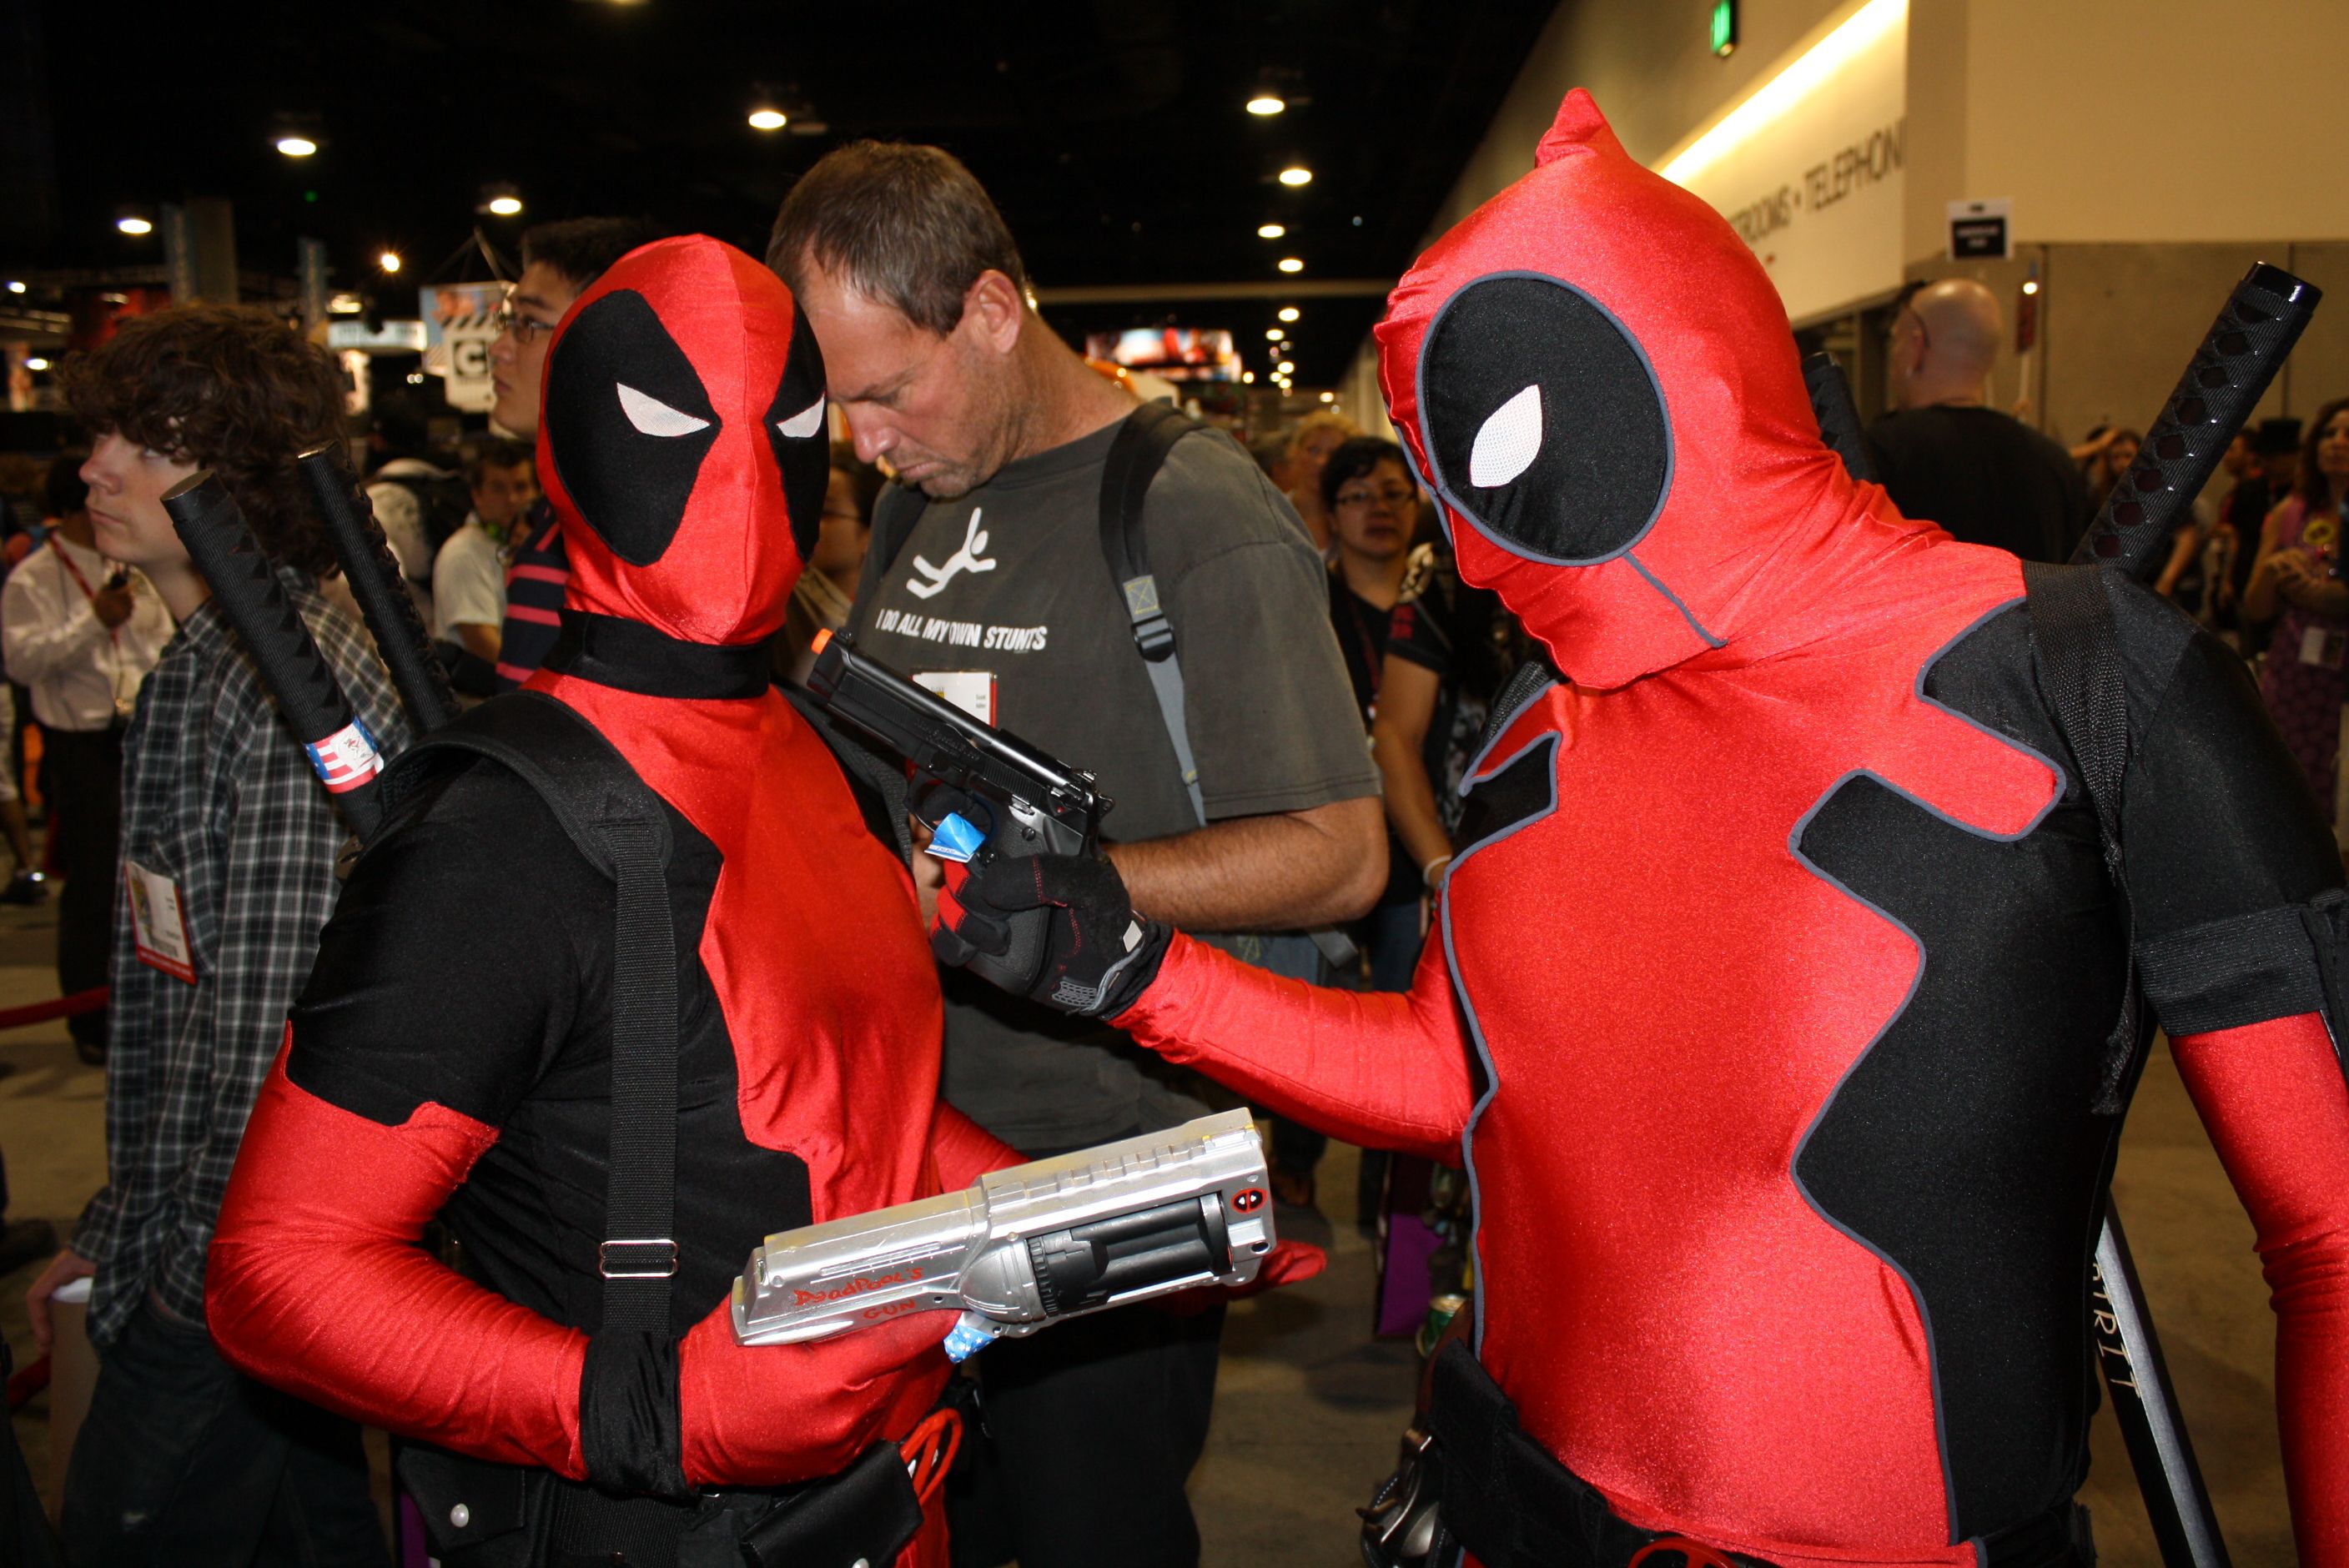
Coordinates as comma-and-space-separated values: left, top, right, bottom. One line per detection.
908, 510, 997, 600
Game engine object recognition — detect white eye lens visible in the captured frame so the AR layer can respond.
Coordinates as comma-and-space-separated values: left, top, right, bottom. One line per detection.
616, 382, 711, 438
1468, 384, 1542, 489
776, 396, 825, 440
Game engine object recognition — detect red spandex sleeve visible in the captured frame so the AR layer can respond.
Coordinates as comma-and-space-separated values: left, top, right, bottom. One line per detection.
211, 1045, 960, 1489
927, 1100, 1023, 1190
2173, 1011, 2349, 1566
209, 1052, 589, 1475
1114, 929, 1474, 1162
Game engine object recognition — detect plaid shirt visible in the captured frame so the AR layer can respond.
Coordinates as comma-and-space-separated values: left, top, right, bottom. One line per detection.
72, 571, 408, 1348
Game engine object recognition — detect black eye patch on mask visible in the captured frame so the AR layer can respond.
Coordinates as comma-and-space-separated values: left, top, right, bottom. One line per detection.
765, 304, 829, 565
1417, 273, 1671, 564
546, 289, 721, 567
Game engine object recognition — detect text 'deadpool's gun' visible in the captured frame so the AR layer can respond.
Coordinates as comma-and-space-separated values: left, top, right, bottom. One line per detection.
803, 629, 1110, 992
732, 1109, 1273, 1360
162, 472, 388, 843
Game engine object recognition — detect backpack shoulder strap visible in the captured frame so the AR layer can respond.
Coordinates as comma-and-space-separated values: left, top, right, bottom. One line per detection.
380, 690, 680, 1334
1098, 400, 1209, 822
2020, 560, 2143, 1113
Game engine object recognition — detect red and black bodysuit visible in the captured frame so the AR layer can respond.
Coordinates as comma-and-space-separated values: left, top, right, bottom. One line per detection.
206, 237, 1012, 1565
1101, 96, 2349, 1566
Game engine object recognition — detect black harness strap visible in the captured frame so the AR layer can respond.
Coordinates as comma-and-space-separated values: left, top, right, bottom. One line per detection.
380, 691, 686, 1495
2020, 562, 2143, 1113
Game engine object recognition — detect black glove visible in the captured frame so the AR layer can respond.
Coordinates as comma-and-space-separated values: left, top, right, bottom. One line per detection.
933, 852, 1171, 1019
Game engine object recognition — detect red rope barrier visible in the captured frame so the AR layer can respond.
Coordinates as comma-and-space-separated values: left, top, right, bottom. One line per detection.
0, 988, 107, 1033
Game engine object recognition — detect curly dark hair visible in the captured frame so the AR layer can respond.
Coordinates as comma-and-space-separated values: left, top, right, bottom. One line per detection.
58, 304, 346, 576
2295, 395, 2349, 515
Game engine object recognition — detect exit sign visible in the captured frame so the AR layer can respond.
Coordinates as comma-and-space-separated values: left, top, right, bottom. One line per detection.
1711, 0, 1738, 57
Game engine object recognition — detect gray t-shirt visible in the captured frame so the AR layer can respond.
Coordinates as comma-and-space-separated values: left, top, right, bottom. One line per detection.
848, 414, 1380, 1150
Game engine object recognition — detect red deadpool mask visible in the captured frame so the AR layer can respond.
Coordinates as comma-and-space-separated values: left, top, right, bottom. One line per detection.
1376, 92, 1864, 690
539, 235, 828, 647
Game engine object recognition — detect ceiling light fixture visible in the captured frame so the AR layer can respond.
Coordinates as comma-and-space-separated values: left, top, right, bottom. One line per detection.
23, 358, 49, 372
1265, 327, 1284, 340
1277, 306, 1299, 322
379, 250, 402, 273
1246, 93, 1286, 116
748, 106, 788, 131
275, 135, 318, 158
1277, 257, 1304, 274
1257, 223, 1285, 239
1242, 370, 1255, 384
1659, 0, 1904, 188
4, 281, 23, 294
1319, 391, 1335, 403
2021, 279, 2040, 295
328, 293, 362, 314
479, 183, 525, 217
117, 214, 153, 236
1278, 360, 1295, 374
1277, 165, 1312, 187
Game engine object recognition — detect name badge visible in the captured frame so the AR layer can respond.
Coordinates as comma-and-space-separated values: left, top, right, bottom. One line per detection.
2300, 625, 2346, 671
914, 671, 997, 726
123, 860, 195, 983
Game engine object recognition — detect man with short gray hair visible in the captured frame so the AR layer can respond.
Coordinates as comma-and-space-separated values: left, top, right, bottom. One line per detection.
771, 142, 1385, 1568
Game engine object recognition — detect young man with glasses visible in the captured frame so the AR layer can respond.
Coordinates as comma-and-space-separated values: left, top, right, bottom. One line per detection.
488, 217, 651, 688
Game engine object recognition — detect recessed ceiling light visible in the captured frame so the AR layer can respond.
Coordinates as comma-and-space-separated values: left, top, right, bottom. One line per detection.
117, 216, 153, 236
2022, 279, 2040, 295
1277, 306, 1299, 322
1319, 391, 1335, 403
1246, 94, 1286, 116
1278, 360, 1295, 374
748, 108, 788, 131
275, 135, 318, 158
1242, 370, 1255, 384
378, 251, 402, 273
1277, 257, 1304, 274
23, 358, 48, 372
489, 195, 522, 216
1265, 327, 1284, 340
328, 293, 361, 314
3, 281, 23, 294
1257, 223, 1285, 239
1277, 165, 1312, 187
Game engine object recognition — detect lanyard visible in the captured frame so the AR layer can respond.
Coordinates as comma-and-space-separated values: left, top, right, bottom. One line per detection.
53, 543, 120, 647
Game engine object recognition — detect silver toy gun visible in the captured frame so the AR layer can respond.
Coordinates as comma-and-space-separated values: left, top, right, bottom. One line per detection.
732, 1109, 1273, 1360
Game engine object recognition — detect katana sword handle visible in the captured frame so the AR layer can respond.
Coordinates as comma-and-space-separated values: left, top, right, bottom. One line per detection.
2092, 1202, 2231, 1568
2072, 264, 2320, 579
163, 470, 384, 842
298, 444, 462, 735
1802, 351, 1880, 487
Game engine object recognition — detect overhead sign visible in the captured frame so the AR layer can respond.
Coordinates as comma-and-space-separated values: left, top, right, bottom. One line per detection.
1948, 199, 2012, 260
1657, 0, 1909, 325
325, 319, 427, 353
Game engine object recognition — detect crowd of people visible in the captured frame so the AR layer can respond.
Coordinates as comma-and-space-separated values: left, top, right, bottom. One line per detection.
0, 94, 2338, 1568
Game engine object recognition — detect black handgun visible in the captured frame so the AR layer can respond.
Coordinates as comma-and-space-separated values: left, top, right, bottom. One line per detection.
805, 631, 1110, 987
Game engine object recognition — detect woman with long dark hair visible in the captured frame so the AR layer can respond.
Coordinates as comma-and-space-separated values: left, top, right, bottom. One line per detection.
2243, 395, 2349, 817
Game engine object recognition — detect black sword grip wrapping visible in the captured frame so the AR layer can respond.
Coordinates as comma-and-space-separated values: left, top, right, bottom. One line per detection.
1802, 351, 1881, 487
2073, 263, 2321, 579
163, 470, 383, 842
298, 445, 462, 734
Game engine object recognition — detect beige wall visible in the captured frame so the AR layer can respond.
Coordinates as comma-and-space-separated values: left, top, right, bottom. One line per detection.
1915, 0, 2349, 254
1426, 0, 1849, 243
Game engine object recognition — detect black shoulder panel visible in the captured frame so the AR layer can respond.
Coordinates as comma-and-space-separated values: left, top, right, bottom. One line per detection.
1792, 609, 2125, 1542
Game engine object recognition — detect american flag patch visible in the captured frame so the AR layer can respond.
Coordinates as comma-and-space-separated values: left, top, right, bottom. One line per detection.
304, 719, 382, 794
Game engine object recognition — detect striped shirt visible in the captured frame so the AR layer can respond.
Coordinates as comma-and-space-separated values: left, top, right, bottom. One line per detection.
495, 498, 567, 691
71, 572, 409, 1347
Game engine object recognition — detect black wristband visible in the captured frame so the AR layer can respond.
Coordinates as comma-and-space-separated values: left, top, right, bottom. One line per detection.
579, 1329, 687, 1499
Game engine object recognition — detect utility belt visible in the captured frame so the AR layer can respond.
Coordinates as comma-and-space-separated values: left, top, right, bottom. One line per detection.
1362, 1341, 2093, 1568
398, 1387, 965, 1568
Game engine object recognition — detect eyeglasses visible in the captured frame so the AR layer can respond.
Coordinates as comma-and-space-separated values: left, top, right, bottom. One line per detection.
494, 301, 558, 345
1335, 483, 1416, 508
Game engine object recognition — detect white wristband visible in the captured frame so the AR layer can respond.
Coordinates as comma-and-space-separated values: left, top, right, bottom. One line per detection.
1421, 854, 1452, 882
